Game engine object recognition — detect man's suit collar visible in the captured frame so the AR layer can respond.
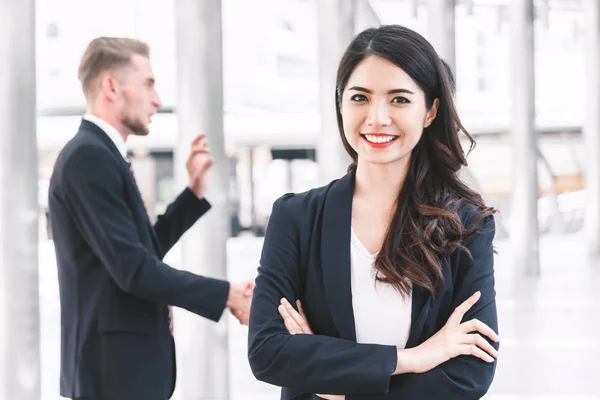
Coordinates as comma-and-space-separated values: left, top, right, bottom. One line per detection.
82, 113, 128, 159
78, 119, 125, 160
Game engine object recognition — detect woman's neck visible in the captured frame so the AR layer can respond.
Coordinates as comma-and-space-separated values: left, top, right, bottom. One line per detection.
354, 158, 410, 206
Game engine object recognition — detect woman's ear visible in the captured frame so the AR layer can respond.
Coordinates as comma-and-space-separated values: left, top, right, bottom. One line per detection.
424, 98, 440, 128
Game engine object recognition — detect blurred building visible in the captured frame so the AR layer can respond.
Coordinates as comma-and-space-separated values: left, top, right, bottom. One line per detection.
35, 0, 587, 236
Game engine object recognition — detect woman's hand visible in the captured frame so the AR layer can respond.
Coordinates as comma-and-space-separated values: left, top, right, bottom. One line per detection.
279, 299, 344, 400
278, 298, 313, 335
397, 291, 500, 375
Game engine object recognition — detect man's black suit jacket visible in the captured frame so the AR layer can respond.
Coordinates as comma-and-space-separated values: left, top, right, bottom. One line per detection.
49, 119, 230, 400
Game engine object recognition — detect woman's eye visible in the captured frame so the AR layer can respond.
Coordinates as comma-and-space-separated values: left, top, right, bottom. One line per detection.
350, 94, 367, 102
392, 96, 410, 104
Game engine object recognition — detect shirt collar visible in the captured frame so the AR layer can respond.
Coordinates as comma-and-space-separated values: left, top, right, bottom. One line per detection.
82, 113, 128, 159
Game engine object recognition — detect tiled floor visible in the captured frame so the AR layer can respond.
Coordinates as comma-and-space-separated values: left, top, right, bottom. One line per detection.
38, 232, 600, 399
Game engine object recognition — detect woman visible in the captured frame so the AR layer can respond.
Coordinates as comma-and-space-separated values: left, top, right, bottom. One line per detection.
248, 25, 499, 400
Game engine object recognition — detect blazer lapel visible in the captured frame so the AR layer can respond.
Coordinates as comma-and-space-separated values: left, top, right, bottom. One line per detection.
80, 119, 162, 253
405, 284, 432, 348
320, 169, 357, 341
320, 166, 435, 346
123, 161, 162, 254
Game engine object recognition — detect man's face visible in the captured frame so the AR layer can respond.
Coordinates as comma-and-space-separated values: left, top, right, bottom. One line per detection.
114, 54, 161, 136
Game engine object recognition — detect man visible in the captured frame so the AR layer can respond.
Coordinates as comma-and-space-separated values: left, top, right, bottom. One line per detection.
48, 37, 253, 400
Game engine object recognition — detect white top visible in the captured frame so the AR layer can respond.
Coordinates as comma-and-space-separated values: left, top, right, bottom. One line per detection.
350, 227, 412, 348
83, 113, 128, 160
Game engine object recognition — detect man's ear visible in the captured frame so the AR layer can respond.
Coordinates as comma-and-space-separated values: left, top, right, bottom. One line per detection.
100, 74, 119, 102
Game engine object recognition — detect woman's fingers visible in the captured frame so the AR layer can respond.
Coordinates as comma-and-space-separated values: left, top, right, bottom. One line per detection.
457, 344, 495, 363
278, 304, 302, 334
284, 315, 300, 334
460, 318, 500, 343
296, 300, 313, 334
279, 298, 311, 334
464, 333, 499, 359
297, 299, 307, 318
277, 298, 314, 335
445, 291, 480, 327
280, 298, 301, 321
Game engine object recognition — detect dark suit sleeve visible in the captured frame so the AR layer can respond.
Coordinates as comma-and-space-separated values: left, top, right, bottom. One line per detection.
248, 195, 398, 396
348, 214, 499, 400
153, 188, 211, 259
62, 146, 229, 322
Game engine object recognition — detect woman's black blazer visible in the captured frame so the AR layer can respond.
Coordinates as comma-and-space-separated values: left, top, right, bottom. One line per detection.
248, 169, 499, 400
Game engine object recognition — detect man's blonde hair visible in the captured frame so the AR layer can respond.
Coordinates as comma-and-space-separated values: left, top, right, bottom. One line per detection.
78, 37, 150, 99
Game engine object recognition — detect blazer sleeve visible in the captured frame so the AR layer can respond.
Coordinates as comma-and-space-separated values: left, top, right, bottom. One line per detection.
348, 214, 499, 400
153, 188, 211, 259
62, 146, 230, 322
248, 195, 398, 396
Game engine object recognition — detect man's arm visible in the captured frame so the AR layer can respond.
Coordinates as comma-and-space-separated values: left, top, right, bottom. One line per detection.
153, 188, 211, 259
153, 132, 214, 258
63, 145, 229, 321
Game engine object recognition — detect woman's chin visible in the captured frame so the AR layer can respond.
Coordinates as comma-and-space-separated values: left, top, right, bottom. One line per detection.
356, 153, 413, 169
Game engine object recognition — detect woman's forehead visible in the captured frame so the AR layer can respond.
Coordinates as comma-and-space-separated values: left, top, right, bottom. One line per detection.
346, 56, 421, 93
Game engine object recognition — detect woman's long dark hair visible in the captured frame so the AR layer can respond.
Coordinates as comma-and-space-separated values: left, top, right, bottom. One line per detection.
335, 25, 495, 299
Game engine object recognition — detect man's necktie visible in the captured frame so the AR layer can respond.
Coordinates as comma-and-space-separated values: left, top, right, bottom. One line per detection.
126, 156, 135, 177
126, 156, 173, 336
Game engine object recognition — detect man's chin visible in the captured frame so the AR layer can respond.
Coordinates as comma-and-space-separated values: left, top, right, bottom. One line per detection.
133, 129, 150, 137
125, 123, 150, 136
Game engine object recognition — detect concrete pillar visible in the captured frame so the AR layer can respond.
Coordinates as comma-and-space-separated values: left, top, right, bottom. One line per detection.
583, 0, 600, 256
355, 0, 381, 34
412, 0, 420, 19
0, 0, 41, 398
316, 0, 355, 184
174, 0, 229, 398
247, 148, 256, 229
236, 147, 255, 230
510, 0, 540, 275
286, 161, 294, 193
428, 0, 456, 73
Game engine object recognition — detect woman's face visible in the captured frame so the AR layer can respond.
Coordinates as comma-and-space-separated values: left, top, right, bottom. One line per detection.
340, 55, 438, 167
